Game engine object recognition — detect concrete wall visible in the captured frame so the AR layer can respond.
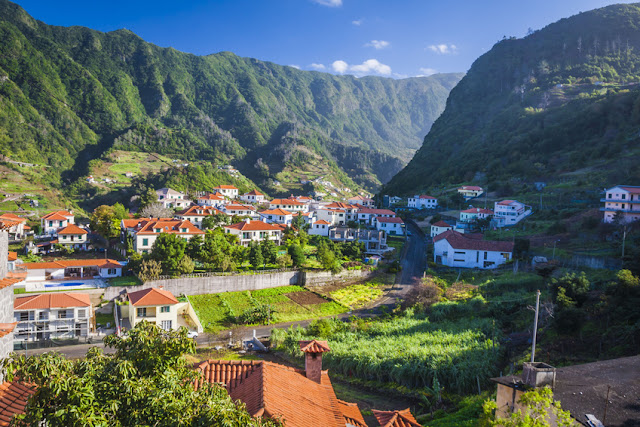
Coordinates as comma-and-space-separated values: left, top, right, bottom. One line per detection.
104, 269, 374, 300
0, 231, 7, 280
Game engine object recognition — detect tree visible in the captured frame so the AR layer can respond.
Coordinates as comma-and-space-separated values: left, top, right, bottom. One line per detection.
249, 242, 264, 269
317, 240, 341, 273
202, 213, 229, 229
482, 386, 576, 426
140, 203, 174, 219
137, 259, 162, 283
177, 255, 195, 274
288, 244, 305, 268
151, 234, 187, 273
1, 322, 279, 426
550, 272, 590, 306
90, 204, 129, 242
260, 239, 278, 266
186, 235, 204, 261
139, 187, 157, 211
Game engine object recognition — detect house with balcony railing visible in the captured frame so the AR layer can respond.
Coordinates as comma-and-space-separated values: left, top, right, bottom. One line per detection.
601, 185, 640, 224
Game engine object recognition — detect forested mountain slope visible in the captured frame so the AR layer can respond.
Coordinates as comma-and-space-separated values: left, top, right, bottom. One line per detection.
0, 0, 462, 193
385, 3, 640, 195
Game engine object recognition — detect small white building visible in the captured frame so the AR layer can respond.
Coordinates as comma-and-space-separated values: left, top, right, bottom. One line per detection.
493, 200, 532, 227
269, 198, 309, 213
375, 217, 405, 236
175, 206, 225, 229
41, 210, 74, 236
213, 185, 239, 199
601, 185, 640, 224
348, 195, 375, 208
457, 186, 484, 200
224, 204, 257, 217
433, 230, 513, 269
329, 228, 389, 255
21, 259, 123, 281
240, 190, 266, 204
0, 214, 28, 240
14, 292, 93, 341
258, 208, 294, 225
224, 219, 283, 246
430, 221, 454, 238
132, 219, 205, 254
308, 220, 331, 237
57, 224, 89, 250
408, 195, 438, 209
126, 287, 180, 331
357, 208, 396, 226
156, 188, 191, 209
197, 193, 228, 207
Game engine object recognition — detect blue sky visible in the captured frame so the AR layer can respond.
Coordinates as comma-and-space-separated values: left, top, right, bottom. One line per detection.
12, 0, 635, 78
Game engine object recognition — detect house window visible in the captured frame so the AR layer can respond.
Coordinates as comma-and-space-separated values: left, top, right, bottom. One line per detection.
181, 228, 187, 233
63, 235, 67, 240
607, 194, 612, 199
155, 228, 162, 233
18, 311, 32, 321
108, 268, 116, 275
77, 309, 87, 318
38, 311, 48, 321
58, 310, 71, 319
161, 320, 172, 330
160, 306, 170, 313
137, 308, 147, 317
142, 238, 149, 247
49, 221, 53, 227
622, 194, 626, 200
484, 252, 488, 260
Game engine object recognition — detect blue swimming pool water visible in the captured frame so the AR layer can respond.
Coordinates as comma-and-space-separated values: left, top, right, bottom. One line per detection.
44, 282, 84, 288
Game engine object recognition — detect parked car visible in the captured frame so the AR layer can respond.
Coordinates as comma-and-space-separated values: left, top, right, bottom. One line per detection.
187, 331, 199, 339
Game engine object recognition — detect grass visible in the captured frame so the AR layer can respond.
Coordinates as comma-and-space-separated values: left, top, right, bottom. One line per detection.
107, 276, 142, 287
189, 285, 348, 333
13, 288, 26, 295
330, 283, 384, 308
95, 311, 114, 327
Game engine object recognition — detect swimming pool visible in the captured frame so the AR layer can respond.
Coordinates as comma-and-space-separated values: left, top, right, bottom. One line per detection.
44, 282, 84, 288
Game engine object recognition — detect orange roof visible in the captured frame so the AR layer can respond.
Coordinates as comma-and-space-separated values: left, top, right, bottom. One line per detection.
225, 204, 256, 211
21, 259, 122, 269
461, 208, 494, 214
433, 230, 514, 252
128, 287, 178, 306
0, 323, 16, 339
244, 190, 264, 196
314, 220, 331, 225
198, 193, 226, 200
377, 217, 404, 224
358, 208, 396, 215
178, 206, 225, 216
0, 276, 25, 291
299, 340, 331, 353
325, 202, 358, 209
7, 252, 17, 262
57, 224, 87, 235
14, 293, 91, 310
259, 208, 293, 216
225, 220, 282, 232
195, 360, 348, 427
497, 200, 516, 205
213, 185, 238, 190
431, 221, 452, 228
373, 408, 422, 427
42, 211, 72, 220
0, 381, 35, 427
270, 198, 305, 206
137, 220, 205, 235
337, 400, 367, 427
0, 214, 25, 224
0, 219, 20, 230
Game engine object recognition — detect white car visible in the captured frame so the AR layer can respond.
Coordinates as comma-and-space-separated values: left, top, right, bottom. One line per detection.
187, 331, 199, 339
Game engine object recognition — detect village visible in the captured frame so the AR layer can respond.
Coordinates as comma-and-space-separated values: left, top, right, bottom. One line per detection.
0, 181, 637, 426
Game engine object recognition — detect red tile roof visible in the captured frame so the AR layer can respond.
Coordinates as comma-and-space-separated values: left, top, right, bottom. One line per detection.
0, 277, 25, 291
270, 198, 305, 206
497, 200, 516, 206
373, 408, 422, 427
178, 206, 225, 216
42, 210, 72, 220
620, 186, 640, 194
431, 221, 452, 228
314, 220, 331, 225
259, 208, 293, 216
244, 190, 264, 196
57, 224, 88, 235
358, 208, 396, 215
7, 252, 17, 262
195, 360, 348, 427
225, 220, 282, 232
127, 287, 178, 307
198, 193, 226, 200
337, 400, 368, 427
225, 204, 256, 211
433, 230, 514, 252
21, 259, 122, 269
136, 220, 205, 235
14, 293, 91, 310
0, 214, 25, 224
0, 381, 34, 427
213, 185, 238, 190
0, 323, 16, 339
461, 208, 494, 214
299, 340, 331, 353
377, 217, 404, 224
417, 195, 436, 200
460, 186, 483, 191
0, 220, 20, 230
324, 202, 358, 209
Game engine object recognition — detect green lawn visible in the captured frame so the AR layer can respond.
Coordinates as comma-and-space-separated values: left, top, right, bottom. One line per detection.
107, 276, 142, 287
95, 311, 114, 327
330, 283, 384, 308
189, 286, 348, 333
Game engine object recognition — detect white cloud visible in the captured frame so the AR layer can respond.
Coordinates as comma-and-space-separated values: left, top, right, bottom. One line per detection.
310, 63, 326, 70
331, 60, 349, 73
418, 67, 438, 76
365, 40, 390, 50
332, 59, 392, 76
311, 0, 342, 7
289, 64, 301, 70
427, 43, 457, 55
352, 19, 363, 26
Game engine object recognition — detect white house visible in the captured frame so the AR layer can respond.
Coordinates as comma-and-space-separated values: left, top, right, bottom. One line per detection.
375, 217, 405, 236
329, 228, 389, 255
269, 198, 309, 213
240, 190, 266, 204
458, 186, 484, 200
126, 287, 180, 331
493, 200, 532, 227
308, 220, 331, 237
41, 210, 74, 235
197, 193, 228, 207
315, 208, 347, 226
357, 208, 396, 226
433, 230, 513, 269
175, 205, 225, 229
430, 221, 454, 238
213, 185, 239, 199
14, 292, 92, 341
348, 195, 375, 207
601, 185, 640, 223
56, 224, 89, 250
224, 219, 283, 246
0, 214, 28, 240
132, 219, 205, 254
458, 207, 494, 230
408, 195, 438, 209
21, 259, 123, 281
258, 208, 294, 225
223, 204, 257, 217
156, 187, 191, 209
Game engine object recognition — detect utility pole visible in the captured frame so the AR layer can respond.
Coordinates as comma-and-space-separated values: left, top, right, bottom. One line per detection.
622, 227, 627, 260
552, 240, 558, 259
531, 289, 541, 363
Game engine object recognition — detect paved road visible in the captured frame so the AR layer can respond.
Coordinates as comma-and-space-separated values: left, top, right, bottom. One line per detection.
26, 224, 429, 356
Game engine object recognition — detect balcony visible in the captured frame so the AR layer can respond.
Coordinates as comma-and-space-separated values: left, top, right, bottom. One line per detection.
600, 198, 640, 204
600, 207, 640, 213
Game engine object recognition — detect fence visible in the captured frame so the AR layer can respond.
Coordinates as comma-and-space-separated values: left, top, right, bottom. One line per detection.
154, 268, 297, 281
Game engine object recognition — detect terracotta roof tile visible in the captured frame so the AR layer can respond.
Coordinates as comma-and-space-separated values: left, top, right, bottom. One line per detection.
299, 340, 331, 353
431, 221, 452, 228
497, 200, 516, 206
270, 198, 305, 206
21, 259, 122, 269
619, 185, 640, 194
225, 204, 256, 211
0, 214, 25, 224
373, 408, 422, 427
0, 220, 20, 230
314, 220, 331, 225
14, 293, 91, 310
57, 224, 88, 235
461, 208, 494, 214
42, 210, 72, 220
0, 323, 16, 339
136, 220, 204, 235
7, 252, 17, 262
433, 230, 514, 252
337, 399, 367, 427
128, 287, 178, 306
178, 206, 225, 216
224, 221, 282, 232
358, 208, 396, 215
198, 193, 226, 200
0, 381, 35, 427
259, 209, 293, 216
244, 190, 264, 196
213, 185, 238, 190
417, 195, 436, 199
377, 217, 404, 224
0, 277, 25, 291
324, 202, 358, 209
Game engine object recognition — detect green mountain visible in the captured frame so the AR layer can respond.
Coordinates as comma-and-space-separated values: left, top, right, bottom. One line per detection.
0, 0, 461, 195
385, 3, 640, 195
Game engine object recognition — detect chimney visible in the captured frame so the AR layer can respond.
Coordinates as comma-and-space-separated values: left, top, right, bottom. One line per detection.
299, 340, 331, 383
245, 218, 251, 224
522, 362, 556, 388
